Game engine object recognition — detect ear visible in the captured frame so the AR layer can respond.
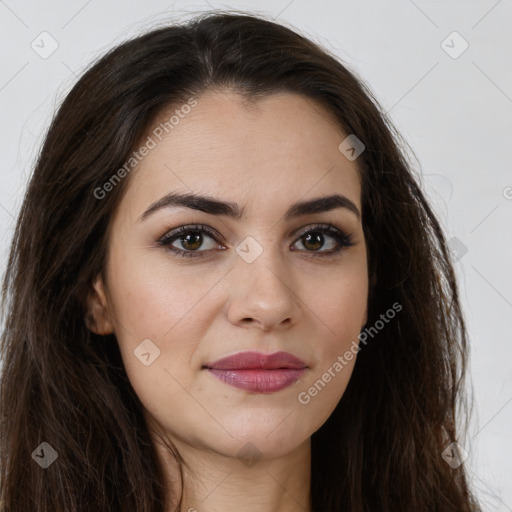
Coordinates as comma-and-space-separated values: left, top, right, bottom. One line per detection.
361, 307, 368, 330
85, 274, 114, 335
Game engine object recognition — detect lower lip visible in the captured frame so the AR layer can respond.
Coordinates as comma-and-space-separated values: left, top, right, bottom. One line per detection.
206, 368, 307, 393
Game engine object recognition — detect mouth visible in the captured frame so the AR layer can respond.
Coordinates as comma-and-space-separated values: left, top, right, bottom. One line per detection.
203, 351, 308, 393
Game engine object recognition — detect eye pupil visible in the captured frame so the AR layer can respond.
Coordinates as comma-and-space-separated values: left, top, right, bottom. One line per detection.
303, 232, 323, 251
161, 224, 350, 259
182, 232, 202, 250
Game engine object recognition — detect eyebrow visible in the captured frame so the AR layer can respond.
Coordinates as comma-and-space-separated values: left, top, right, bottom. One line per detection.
139, 192, 361, 222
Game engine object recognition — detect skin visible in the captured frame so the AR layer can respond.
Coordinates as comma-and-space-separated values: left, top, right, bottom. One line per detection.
87, 90, 368, 512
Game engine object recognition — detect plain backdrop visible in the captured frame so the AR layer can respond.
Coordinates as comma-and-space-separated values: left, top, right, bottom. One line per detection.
0, 0, 511, 509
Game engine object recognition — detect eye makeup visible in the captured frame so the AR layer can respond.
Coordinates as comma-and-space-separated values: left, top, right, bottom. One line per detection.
156, 223, 355, 259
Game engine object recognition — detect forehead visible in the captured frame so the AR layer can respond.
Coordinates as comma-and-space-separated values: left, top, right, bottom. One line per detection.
119, 91, 362, 222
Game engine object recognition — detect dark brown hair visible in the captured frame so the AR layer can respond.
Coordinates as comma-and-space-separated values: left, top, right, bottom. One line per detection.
1, 10, 481, 511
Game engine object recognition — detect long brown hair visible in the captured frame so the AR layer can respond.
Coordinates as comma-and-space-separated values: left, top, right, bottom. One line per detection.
0, 10, 481, 511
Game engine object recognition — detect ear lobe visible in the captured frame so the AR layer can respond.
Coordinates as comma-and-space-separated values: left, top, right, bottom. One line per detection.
85, 275, 114, 335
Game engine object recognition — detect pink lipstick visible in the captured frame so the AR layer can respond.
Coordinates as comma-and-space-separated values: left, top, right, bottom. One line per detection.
203, 351, 307, 393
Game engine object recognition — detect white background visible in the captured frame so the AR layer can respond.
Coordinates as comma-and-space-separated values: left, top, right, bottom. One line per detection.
0, 1, 511, 509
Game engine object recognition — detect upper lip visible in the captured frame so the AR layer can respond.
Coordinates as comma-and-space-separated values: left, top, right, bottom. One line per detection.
204, 351, 307, 370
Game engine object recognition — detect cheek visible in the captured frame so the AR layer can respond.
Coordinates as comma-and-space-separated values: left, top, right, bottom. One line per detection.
307, 259, 368, 341
296, 258, 367, 411
105, 255, 222, 396
295, 277, 366, 429
107, 253, 219, 339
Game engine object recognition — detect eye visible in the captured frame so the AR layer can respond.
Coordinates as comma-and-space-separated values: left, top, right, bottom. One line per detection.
157, 224, 225, 258
157, 223, 354, 259
291, 224, 354, 257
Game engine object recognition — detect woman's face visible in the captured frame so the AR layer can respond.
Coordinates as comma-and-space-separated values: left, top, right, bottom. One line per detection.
89, 91, 368, 461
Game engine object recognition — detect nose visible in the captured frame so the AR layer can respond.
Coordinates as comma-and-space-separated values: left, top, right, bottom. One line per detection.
226, 242, 301, 332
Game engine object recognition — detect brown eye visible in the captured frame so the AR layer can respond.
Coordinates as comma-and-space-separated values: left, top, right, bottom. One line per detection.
158, 223, 354, 259
158, 225, 225, 258
291, 224, 354, 257
178, 232, 203, 251
301, 232, 325, 251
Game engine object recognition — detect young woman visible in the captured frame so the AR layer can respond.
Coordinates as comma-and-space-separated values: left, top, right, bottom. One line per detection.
0, 11, 482, 512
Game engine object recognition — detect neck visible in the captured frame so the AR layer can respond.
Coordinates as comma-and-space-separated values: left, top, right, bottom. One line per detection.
151, 432, 312, 512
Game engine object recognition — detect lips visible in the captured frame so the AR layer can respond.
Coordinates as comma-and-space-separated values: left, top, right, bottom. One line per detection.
205, 350, 307, 370
203, 351, 307, 393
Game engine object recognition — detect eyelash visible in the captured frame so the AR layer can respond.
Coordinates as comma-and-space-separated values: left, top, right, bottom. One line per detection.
157, 223, 355, 259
